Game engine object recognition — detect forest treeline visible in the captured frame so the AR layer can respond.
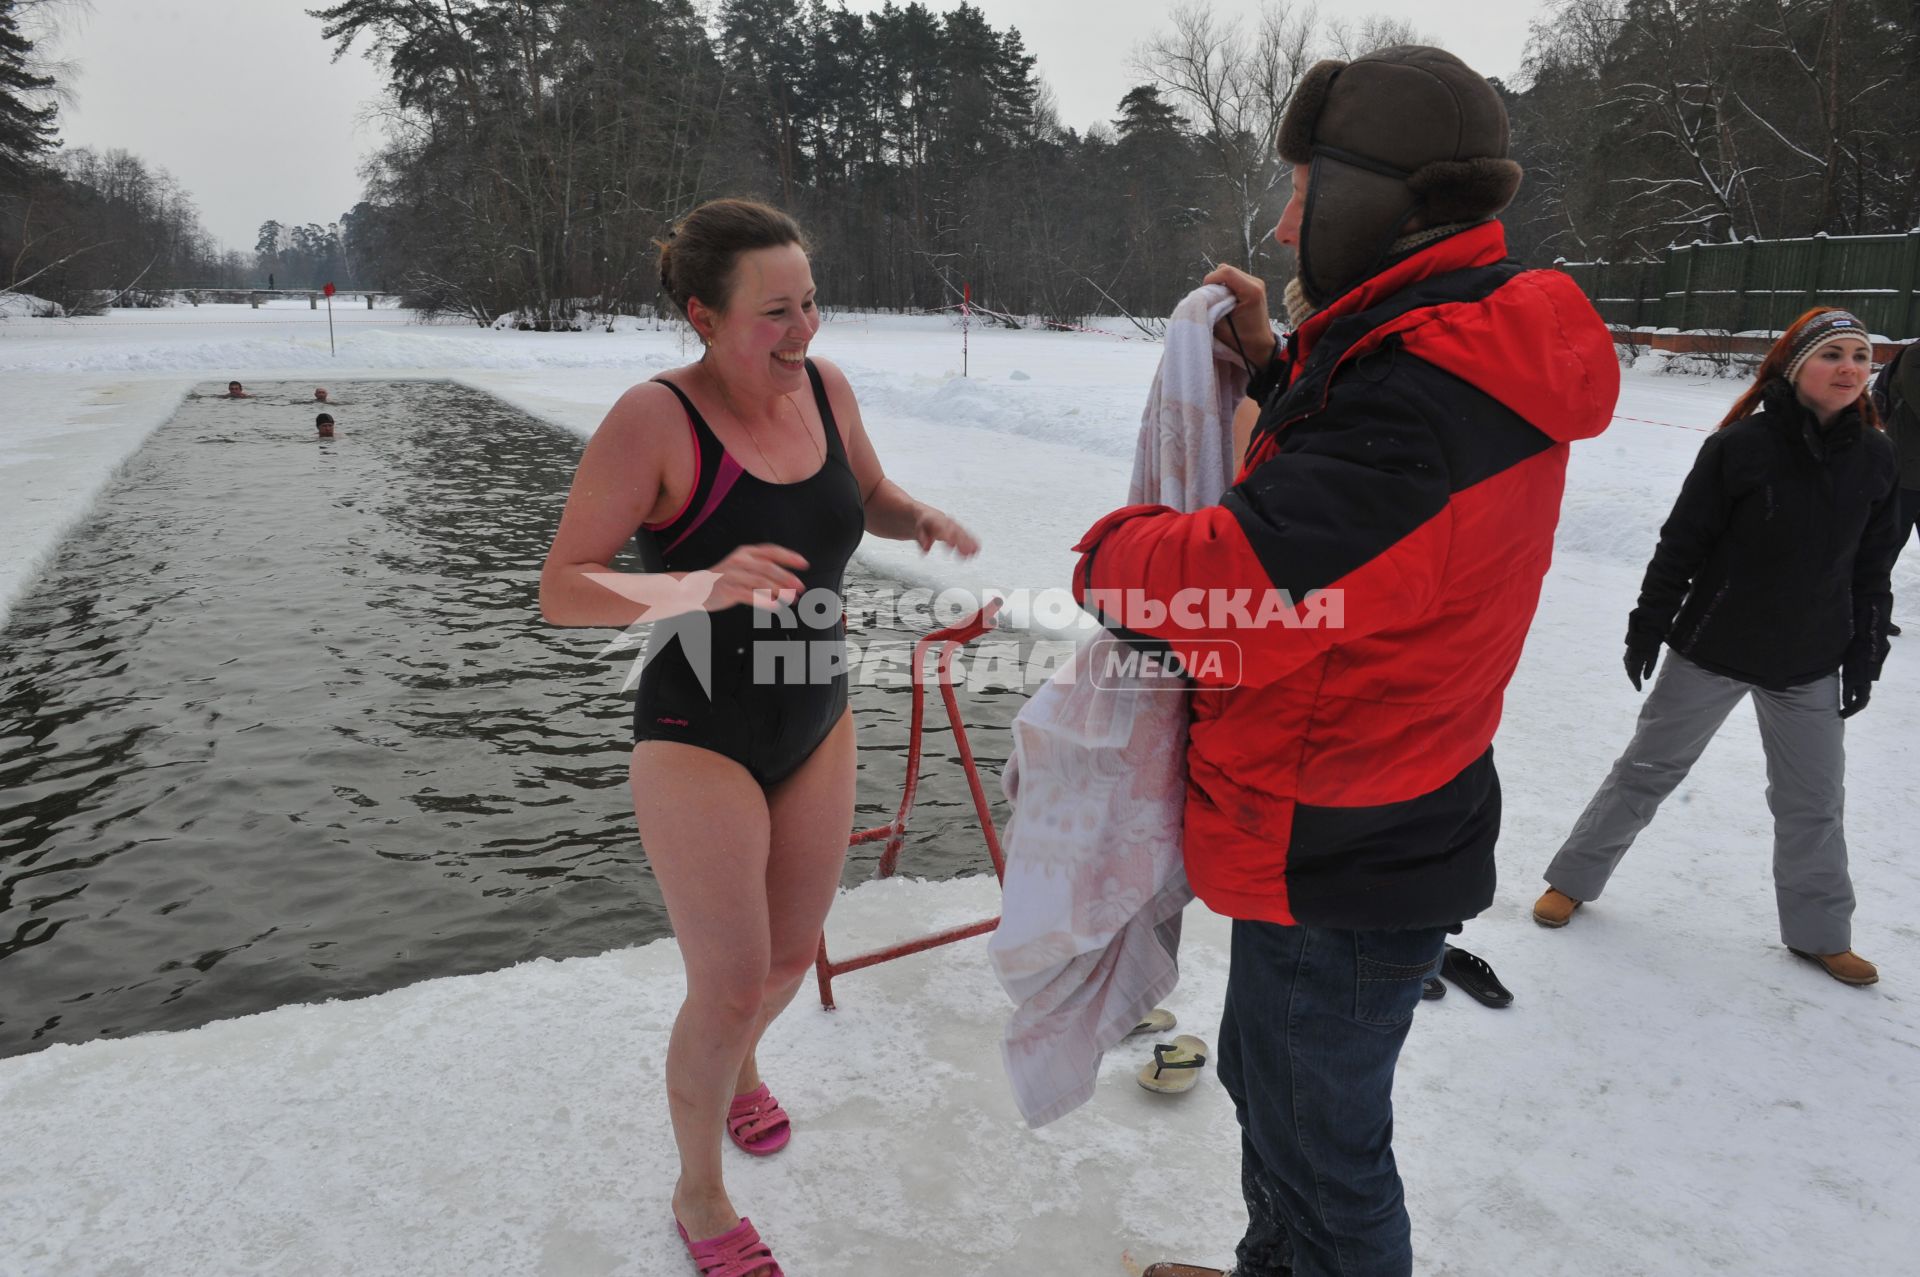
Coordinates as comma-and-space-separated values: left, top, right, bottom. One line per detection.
0, 1, 248, 311
4, 0, 1917, 324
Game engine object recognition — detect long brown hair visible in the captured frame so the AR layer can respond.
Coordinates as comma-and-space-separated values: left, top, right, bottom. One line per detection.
1716, 307, 1882, 431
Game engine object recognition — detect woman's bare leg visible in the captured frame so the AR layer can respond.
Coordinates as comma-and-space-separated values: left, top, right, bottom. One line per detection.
737, 710, 857, 1095
631, 741, 773, 1251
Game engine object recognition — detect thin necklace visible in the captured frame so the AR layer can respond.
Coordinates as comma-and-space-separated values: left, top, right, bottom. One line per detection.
704, 358, 822, 482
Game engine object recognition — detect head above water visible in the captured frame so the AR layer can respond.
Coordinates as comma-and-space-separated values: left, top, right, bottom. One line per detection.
315, 412, 335, 436
657, 198, 818, 397
314, 388, 330, 402
1275, 46, 1521, 306
1717, 308, 1879, 431
227, 381, 244, 396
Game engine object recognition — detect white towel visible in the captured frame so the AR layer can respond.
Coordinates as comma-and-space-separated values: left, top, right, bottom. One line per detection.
990, 284, 1249, 1127
1128, 285, 1248, 507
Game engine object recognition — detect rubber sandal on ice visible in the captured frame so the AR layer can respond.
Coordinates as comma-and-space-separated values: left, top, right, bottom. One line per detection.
1127, 1007, 1177, 1037
726, 1084, 791, 1156
1137, 1034, 1209, 1094
675, 1216, 784, 1277
1422, 975, 1446, 1001
1441, 944, 1514, 1008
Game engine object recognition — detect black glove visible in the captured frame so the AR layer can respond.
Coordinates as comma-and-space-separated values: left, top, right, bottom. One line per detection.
1840, 654, 1873, 719
1623, 612, 1665, 692
1624, 641, 1659, 691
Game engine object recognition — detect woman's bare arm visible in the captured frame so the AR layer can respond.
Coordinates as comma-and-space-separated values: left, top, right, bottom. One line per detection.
539, 383, 683, 627
813, 357, 978, 556
540, 382, 808, 626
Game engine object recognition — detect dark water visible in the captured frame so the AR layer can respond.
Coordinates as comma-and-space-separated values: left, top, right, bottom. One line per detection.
0, 381, 1026, 1059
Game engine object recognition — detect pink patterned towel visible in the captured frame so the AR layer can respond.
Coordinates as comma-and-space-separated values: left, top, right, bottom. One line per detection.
990, 284, 1251, 1127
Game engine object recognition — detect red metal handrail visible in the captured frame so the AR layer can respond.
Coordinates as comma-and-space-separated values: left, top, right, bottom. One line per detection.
815, 598, 1005, 1008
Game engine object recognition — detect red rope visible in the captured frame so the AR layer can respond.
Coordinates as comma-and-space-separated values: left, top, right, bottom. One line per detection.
1613, 413, 1713, 434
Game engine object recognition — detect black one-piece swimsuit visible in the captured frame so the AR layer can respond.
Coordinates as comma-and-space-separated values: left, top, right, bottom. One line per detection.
630, 360, 867, 785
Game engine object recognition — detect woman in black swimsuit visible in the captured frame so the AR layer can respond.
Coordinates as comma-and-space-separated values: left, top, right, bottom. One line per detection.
539, 199, 976, 1275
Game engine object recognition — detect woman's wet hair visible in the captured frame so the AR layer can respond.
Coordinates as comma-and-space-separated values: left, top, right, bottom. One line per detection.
1715, 307, 1881, 432
656, 199, 808, 322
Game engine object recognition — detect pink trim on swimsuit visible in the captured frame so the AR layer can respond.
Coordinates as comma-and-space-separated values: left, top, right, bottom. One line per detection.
662, 453, 745, 555
640, 391, 703, 532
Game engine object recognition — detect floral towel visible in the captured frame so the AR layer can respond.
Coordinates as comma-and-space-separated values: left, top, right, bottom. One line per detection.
1127, 284, 1248, 509
990, 284, 1249, 1127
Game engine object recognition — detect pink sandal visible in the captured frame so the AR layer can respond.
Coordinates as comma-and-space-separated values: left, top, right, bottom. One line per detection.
675, 1216, 784, 1277
726, 1084, 791, 1156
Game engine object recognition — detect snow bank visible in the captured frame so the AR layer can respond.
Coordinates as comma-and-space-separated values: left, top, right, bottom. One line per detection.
0, 290, 63, 318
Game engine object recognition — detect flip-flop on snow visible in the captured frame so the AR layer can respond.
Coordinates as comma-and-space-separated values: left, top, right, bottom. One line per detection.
1127, 1008, 1177, 1037
1137, 1034, 1209, 1094
1422, 975, 1446, 1001
1441, 944, 1514, 1008
676, 1216, 784, 1277
727, 1084, 791, 1156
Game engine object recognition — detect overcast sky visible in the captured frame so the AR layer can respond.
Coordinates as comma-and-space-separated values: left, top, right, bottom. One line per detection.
50, 0, 1553, 253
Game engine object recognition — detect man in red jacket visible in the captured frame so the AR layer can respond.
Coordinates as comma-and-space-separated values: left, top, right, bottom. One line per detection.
1098, 48, 1622, 1277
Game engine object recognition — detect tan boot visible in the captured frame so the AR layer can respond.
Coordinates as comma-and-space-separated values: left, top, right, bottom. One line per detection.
1789, 947, 1879, 986
1532, 887, 1581, 928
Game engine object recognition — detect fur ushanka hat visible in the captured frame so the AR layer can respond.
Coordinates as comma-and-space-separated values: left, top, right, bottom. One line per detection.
1278, 46, 1523, 305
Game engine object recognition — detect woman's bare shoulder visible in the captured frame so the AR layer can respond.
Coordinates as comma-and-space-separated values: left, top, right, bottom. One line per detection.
808, 355, 853, 394
606, 377, 683, 419
807, 355, 862, 428
596, 377, 694, 442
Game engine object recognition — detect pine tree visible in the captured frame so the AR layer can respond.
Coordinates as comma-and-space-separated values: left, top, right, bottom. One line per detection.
0, 0, 58, 178
1114, 85, 1183, 142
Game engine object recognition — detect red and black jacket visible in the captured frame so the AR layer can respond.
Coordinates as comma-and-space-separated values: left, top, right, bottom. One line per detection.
1072, 223, 1619, 929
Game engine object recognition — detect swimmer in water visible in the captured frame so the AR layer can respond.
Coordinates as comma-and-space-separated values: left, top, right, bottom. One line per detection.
225, 381, 251, 399
315, 412, 334, 438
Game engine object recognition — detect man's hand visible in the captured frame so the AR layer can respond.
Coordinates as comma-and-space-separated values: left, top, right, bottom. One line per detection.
1203, 264, 1278, 370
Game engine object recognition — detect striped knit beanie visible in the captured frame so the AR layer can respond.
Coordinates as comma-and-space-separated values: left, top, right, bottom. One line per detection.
1784, 310, 1870, 385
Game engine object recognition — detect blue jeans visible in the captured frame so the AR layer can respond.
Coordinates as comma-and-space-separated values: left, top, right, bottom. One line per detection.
1218, 920, 1448, 1277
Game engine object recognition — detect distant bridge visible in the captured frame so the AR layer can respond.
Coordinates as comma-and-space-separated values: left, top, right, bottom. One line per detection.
168, 288, 395, 309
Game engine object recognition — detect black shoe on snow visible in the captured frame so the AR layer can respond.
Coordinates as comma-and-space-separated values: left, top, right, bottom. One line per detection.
1441, 945, 1514, 1008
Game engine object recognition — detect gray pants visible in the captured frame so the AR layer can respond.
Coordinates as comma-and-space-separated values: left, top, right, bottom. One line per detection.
1545, 652, 1854, 953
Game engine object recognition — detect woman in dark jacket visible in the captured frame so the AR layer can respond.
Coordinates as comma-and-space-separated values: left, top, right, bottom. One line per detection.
1533, 308, 1902, 986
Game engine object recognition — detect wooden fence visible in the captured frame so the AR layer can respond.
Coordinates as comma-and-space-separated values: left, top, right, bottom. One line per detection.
1555, 229, 1920, 340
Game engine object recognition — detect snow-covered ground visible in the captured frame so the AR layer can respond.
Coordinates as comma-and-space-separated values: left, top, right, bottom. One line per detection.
1, 302, 1917, 1275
